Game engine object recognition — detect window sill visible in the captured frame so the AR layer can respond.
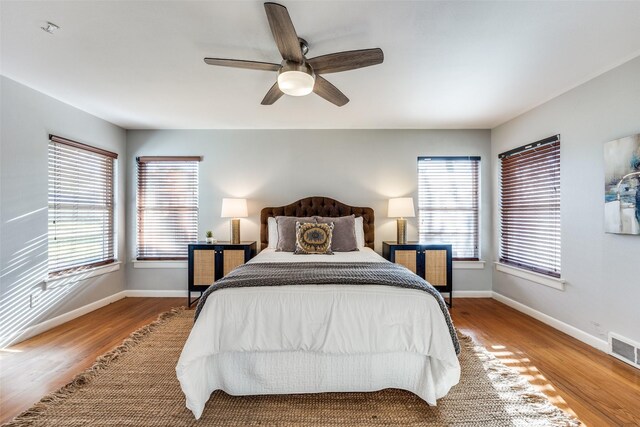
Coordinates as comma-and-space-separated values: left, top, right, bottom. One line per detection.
495, 262, 565, 291
453, 260, 485, 270
46, 262, 121, 287
133, 260, 188, 269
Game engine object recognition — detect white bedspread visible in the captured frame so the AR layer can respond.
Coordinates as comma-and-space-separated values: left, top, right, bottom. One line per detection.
176, 248, 460, 419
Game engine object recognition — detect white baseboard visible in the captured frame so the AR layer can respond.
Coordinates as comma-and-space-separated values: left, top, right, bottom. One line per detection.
453, 290, 493, 298
124, 290, 187, 298
2, 289, 192, 348
3, 290, 127, 348
491, 291, 608, 353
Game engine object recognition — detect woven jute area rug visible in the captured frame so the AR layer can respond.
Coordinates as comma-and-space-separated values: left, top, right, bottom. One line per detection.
4, 308, 581, 426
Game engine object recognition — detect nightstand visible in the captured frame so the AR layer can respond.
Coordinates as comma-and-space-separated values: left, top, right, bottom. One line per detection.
382, 241, 453, 307
187, 241, 256, 307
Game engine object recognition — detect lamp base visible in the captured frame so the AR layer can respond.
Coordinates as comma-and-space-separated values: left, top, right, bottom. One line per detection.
230, 219, 240, 244
396, 218, 407, 244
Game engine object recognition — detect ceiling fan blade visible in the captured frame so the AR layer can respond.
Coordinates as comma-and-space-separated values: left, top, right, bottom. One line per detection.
204, 58, 281, 72
264, 2, 304, 63
307, 48, 384, 74
313, 76, 349, 107
261, 82, 284, 105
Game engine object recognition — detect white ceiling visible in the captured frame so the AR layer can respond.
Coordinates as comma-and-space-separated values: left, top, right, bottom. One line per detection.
2, 1, 640, 130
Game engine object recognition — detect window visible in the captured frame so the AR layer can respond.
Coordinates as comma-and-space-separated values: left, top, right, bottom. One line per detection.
418, 156, 480, 260
48, 135, 117, 275
499, 135, 561, 277
137, 156, 200, 260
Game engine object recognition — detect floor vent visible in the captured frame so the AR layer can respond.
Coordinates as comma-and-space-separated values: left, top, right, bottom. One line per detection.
609, 333, 640, 369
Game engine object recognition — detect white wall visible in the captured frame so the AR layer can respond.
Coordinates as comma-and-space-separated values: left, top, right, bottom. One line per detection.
491, 57, 640, 344
0, 76, 127, 347
126, 129, 492, 293
4, 53, 638, 352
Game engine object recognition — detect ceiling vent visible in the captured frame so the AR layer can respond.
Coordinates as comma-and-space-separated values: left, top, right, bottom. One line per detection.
609, 333, 640, 370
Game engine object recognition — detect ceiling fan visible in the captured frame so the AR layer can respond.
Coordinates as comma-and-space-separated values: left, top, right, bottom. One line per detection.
203, 2, 384, 107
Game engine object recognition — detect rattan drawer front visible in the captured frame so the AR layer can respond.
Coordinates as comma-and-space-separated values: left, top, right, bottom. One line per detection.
194, 249, 215, 286
223, 250, 245, 276
425, 249, 447, 286
394, 250, 417, 273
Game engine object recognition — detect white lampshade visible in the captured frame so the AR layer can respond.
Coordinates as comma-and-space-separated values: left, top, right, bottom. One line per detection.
277, 71, 315, 96
388, 197, 415, 218
221, 198, 248, 218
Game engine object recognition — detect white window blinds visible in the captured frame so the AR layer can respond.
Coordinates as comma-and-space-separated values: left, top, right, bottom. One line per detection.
136, 157, 201, 260
48, 135, 117, 275
418, 156, 480, 260
499, 136, 561, 277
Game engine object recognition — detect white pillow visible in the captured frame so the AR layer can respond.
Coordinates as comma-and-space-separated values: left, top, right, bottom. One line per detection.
267, 217, 278, 248
354, 216, 365, 248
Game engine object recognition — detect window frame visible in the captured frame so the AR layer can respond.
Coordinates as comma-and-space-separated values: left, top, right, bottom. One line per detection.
136, 156, 201, 261
47, 134, 118, 277
417, 156, 481, 261
499, 135, 561, 278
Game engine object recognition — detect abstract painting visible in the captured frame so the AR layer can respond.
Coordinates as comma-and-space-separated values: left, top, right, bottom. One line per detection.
604, 134, 640, 234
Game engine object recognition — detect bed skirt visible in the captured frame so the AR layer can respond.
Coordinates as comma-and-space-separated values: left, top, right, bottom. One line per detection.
177, 350, 461, 419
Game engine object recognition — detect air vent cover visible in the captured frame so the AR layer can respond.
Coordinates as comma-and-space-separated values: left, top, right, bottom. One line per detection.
609, 333, 640, 369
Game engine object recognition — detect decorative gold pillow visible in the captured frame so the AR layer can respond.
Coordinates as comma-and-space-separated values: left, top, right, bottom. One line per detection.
294, 222, 334, 255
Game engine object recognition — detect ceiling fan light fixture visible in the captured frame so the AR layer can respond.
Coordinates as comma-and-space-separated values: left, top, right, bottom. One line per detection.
277, 61, 315, 96
278, 71, 314, 96
203, 3, 382, 106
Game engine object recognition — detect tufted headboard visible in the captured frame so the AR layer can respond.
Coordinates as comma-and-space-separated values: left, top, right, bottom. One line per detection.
260, 196, 375, 251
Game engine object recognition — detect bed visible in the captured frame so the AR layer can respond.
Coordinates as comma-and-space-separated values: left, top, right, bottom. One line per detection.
176, 197, 461, 419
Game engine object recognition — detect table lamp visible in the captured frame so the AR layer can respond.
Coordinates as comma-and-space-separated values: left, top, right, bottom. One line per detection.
221, 198, 248, 244
388, 197, 415, 244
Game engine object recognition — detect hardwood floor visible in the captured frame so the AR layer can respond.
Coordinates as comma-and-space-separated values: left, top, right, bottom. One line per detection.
0, 297, 183, 424
453, 299, 640, 426
1, 297, 639, 426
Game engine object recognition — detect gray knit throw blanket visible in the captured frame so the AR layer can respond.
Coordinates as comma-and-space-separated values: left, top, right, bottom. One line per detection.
194, 261, 460, 355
